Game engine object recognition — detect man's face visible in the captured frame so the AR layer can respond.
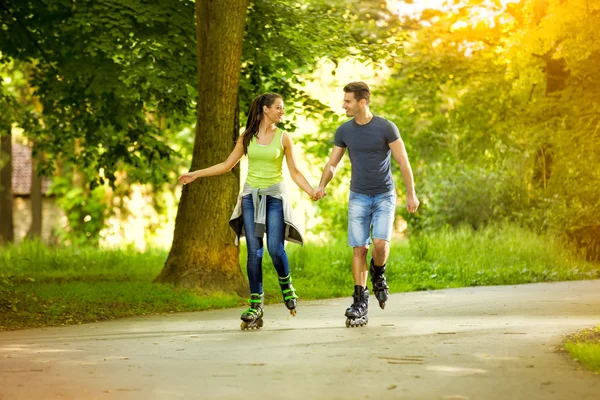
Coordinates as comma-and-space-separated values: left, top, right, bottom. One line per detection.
343, 92, 363, 117
263, 98, 284, 123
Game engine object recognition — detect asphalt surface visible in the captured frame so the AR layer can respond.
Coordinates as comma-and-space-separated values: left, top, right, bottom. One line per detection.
1, 280, 599, 400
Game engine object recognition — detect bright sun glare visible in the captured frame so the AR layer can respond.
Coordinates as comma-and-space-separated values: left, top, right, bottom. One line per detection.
388, 0, 521, 27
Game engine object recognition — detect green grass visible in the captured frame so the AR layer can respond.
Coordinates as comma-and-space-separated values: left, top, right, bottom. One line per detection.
259, 224, 598, 297
0, 241, 166, 282
1, 224, 598, 331
0, 242, 240, 330
565, 326, 600, 373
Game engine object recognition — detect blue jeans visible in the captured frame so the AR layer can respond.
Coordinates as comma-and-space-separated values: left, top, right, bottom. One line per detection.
347, 190, 396, 247
242, 194, 290, 294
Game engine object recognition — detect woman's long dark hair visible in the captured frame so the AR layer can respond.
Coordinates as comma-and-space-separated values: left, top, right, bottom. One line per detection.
242, 93, 282, 154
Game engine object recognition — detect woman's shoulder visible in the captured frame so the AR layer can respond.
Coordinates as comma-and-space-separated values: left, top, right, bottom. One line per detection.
279, 129, 289, 142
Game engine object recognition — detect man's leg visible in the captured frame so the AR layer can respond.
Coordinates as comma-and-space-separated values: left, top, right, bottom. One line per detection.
370, 190, 396, 309
347, 245, 370, 327
372, 239, 390, 267
347, 190, 372, 288
352, 245, 369, 287
345, 191, 372, 326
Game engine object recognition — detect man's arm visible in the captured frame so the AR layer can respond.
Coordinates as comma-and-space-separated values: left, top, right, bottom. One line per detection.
389, 139, 419, 213
316, 145, 346, 199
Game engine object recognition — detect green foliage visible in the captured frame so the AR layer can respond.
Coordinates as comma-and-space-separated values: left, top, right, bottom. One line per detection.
241, 0, 400, 130
0, 82, 17, 132
365, 0, 600, 260
0, 0, 395, 184
0, 62, 25, 132
405, 162, 539, 233
50, 177, 109, 246
2, 0, 598, 258
0, 0, 193, 185
1, 0, 398, 246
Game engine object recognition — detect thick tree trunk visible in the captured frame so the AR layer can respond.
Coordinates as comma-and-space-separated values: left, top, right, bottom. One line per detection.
28, 144, 43, 239
155, 0, 249, 293
0, 129, 14, 245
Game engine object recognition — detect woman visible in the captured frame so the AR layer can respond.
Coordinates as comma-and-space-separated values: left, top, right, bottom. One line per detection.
179, 93, 316, 330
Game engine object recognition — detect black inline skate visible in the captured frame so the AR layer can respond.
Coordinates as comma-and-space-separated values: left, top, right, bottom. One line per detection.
279, 274, 298, 316
345, 286, 369, 328
240, 293, 264, 330
370, 258, 389, 309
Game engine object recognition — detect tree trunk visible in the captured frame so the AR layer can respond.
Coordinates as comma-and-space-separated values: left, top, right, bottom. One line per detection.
0, 128, 14, 245
28, 84, 44, 240
155, 0, 250, 294
28, 144, 43, 239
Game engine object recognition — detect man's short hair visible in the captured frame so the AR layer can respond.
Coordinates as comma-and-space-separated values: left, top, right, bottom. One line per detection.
343, 81, 370, 104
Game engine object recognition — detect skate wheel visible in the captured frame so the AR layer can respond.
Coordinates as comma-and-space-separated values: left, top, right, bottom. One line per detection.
240, 321, 248, 330
257, 319, 263, 329
379, 301, 386, 310
345, 318, 351, 328
290, 309, 296, 317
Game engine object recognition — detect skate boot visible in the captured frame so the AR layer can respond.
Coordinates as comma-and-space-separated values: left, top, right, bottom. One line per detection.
279, 274, 298, 316
240, 293, 264, 330
370, 258, 389, 309
345, 285, 369, 328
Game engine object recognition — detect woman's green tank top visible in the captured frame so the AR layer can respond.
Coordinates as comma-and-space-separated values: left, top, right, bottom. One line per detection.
246, 129, 284, 189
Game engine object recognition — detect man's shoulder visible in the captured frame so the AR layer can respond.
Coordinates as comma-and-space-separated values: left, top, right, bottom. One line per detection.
373, 115, 396, 128
335, 119, 355, 138
373, 116, 400, 138
337, 119, 355, 130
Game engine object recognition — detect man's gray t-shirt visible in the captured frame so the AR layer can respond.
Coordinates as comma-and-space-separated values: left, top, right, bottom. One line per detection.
334, 116, 401, 195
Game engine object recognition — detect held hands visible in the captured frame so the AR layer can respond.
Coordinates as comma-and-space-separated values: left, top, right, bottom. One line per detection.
178, 171, 198, 185
406, 193, 420, 214
311, 186, 327, 201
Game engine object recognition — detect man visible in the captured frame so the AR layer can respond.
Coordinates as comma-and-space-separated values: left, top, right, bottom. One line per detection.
315, 82, 419, 327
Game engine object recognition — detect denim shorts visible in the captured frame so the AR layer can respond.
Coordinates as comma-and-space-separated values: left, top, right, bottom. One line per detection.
347, 189, 396, 247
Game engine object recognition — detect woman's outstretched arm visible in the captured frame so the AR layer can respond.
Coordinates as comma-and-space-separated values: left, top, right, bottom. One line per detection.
178, 135, 245, 185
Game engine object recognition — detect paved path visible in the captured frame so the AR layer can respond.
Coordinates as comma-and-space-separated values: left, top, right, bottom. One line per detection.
1, 280, 599, 400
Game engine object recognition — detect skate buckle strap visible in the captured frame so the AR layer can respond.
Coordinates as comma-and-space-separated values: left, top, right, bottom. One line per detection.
282, 288, 298, 301
243, 307, 259, 315
280, 275, 298, 301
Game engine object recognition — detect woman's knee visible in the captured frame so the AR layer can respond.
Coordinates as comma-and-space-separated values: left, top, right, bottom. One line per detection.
246, 239, 264, 259
267, 241, 286, 258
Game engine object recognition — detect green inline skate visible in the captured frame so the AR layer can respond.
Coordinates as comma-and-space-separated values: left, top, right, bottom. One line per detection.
240, 293, 264, 330
279, 274, 298, 316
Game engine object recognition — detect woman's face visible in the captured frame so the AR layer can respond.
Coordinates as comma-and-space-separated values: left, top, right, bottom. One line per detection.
263, 97, 284, 123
